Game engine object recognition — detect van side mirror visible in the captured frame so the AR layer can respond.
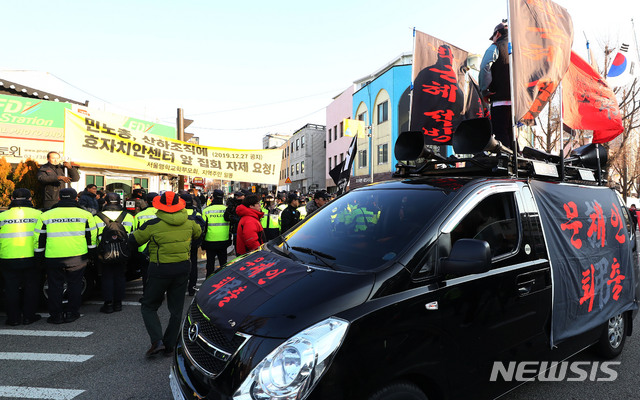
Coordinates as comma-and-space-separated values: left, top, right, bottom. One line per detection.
441, 239, 491, 276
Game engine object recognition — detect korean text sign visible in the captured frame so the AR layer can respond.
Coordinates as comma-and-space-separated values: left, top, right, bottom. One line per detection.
64, 109, 281, 185
530, 181, 637, 346
195, 250, 309, 337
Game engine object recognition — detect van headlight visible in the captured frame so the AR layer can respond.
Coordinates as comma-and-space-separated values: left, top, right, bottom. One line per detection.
233, 317, 349, 400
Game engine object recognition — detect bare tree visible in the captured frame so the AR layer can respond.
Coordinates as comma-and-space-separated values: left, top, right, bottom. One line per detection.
608, 77, 640, 201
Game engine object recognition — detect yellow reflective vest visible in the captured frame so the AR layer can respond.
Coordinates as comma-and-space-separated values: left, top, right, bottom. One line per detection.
202, 204, 229, 242
0, 207, 42, 259
134, 206, 158, 251
297, 205, 307, 220
34, 206, 97, 258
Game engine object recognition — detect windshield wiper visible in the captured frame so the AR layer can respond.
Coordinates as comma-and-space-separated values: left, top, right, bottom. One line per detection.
291, 246, 337, 270
267, 238, 301, 262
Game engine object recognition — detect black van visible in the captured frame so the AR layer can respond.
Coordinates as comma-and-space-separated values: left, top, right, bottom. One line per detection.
170, 139, 639, 400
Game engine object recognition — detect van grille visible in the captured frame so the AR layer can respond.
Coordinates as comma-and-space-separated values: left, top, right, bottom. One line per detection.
181, 301, 250, 377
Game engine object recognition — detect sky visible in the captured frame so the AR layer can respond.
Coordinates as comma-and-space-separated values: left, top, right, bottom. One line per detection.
2, 0, 638, 149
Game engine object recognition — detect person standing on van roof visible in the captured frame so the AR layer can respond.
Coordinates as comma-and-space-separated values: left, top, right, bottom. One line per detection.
280, 193, 301, 234
95, 192, 135, 314
236, 195, 266, 256
130, 191, 202, 357
37, 151, 80, 210
34, 188, 98, 324
479, 21, 513, 150
202, 190, 231, 277
0, 188, 43, 326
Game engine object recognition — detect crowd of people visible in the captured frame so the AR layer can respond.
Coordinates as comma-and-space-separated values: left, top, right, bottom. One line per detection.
0, 152, 335, 357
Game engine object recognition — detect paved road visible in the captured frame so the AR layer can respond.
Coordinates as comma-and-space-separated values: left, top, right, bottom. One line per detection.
2, 257, 640, 399
0, 262, 208, 400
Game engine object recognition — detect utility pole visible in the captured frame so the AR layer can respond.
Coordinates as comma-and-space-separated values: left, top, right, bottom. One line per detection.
177, 108, 193, 191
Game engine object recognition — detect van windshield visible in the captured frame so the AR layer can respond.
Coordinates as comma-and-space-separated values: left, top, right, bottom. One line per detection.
274, 188, 449, 271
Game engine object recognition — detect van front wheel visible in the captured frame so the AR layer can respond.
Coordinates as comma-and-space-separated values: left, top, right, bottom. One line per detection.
368, 382, 428, 400
595, 313, 626, 359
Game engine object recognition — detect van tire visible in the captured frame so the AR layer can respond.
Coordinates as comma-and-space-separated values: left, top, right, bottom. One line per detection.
594, 313, 626, 359
368, 382, 428, 400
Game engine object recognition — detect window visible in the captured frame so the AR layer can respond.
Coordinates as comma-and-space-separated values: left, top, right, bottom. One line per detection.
328, 129, 332, 143
358, 111, 367, 122
291, 143, 294, 153
296, 139, 300, 150
334, 125, 337, 140
296, 163, 299, 174
377, 101, 388, 124
339, 121, 344, 137
301, 161, 305, 173
358, 150, 367, 168
301, 136, 305, 148
133, 177, 148, 190
377, 143, 388, 164
334, 155, 337, 168
340, 153, 344, 163
291, 166, 294, 176
450, 193, 519, 260
328, 157, 332, 170
86, 175, 105, 191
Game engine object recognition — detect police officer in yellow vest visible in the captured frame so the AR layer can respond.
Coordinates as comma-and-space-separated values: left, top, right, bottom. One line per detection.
34, 188, 98, 324
297, 196, 308, 221
134, 192, 159, 294
0, 188, 43, 326
261, 194, 280, 241
201, 190, 230, 277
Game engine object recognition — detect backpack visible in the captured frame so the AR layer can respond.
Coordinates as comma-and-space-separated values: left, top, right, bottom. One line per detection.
189, 209, 207, 247
96, 210, 130, 264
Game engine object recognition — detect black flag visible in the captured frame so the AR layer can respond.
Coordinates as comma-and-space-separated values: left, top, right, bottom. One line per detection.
329, 136, 357, 195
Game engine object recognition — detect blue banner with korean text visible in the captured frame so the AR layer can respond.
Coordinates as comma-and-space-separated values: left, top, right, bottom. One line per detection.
195, 250, 309, 338
530, 181, 637, 346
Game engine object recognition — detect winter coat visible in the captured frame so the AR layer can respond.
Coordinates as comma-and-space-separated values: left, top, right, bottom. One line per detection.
280, 205, 301, 234
36, 162, 80, 210
130, 208, 202, 267
78, 191, 99, 215
236, 205, 265, 256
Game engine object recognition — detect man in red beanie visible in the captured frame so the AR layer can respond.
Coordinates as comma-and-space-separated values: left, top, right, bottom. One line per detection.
236, 195, 266, 255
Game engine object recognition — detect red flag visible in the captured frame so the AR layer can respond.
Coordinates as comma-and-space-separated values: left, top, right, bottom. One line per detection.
563, 51, 623, 143
510, 0, 573, 125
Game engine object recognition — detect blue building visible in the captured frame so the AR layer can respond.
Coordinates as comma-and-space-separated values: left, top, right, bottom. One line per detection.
351, 53, 412, 189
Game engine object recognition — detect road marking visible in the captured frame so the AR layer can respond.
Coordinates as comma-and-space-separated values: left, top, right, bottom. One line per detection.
0, 353, 93, 362
83, 300, 141, 306
0, 330, 92, 338
0, 386, 84, 399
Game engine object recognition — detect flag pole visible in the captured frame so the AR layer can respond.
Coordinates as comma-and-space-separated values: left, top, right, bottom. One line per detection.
506, 0, 519, 177
559, 82, 565, 181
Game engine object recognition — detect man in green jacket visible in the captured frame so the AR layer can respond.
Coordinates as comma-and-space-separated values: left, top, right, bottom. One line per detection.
130, 191, 202, 357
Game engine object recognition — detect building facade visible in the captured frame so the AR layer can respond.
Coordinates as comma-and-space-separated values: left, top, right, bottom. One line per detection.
351, 53, 412, 189
325, 86, 355, 192
279, 124, 326, 193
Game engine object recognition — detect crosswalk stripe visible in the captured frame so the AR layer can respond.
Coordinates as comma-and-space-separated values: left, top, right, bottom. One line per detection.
83, 300, 141, 306
0, 330, 92, 338
0, 353, 93, 362
0, 386, 84, 399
